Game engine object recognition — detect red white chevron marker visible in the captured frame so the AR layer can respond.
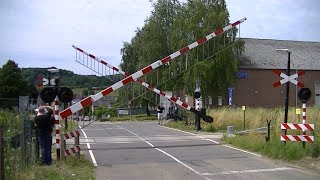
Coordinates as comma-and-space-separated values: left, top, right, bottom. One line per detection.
281, 135, 314, 142
65, 146, 81, 156
63, 130, 80, 140
272, 70, 305, 87
281, 123, 314, 131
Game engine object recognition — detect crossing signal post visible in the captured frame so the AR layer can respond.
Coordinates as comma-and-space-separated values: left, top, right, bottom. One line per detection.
39, 69, 74, 160
194, 87, 202, 131
192, 88, 213, 131
298, 88, 311, 148
40, 87, 73, 104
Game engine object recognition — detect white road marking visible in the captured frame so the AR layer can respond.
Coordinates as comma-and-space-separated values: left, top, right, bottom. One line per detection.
201, 167, 292, 176
222, 145, 262, 157
82, 128, 124, 130
80, 126, 98, 166
161, 126, 261, 157
116, 124, 212, 180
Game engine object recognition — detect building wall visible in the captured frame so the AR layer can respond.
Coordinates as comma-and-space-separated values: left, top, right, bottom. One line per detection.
233, 69, 320, 107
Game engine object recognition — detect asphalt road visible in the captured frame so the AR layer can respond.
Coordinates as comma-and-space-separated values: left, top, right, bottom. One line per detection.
78, 121, 320, 180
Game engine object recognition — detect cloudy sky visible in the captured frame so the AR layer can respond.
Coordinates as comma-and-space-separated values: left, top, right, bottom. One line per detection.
0, 0, 319, 75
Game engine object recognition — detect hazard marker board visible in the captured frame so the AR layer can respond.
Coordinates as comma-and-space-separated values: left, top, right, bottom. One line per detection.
281, 134, 314, 142
281, 123, 314, 131
64, 145, 81, 156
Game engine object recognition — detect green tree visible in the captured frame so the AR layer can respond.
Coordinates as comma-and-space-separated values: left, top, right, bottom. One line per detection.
0, 60, 29, 109
119, 0, 243, 107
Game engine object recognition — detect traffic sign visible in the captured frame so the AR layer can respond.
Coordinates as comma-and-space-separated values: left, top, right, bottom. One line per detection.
272, 70, 304, 88
38, 77, 56, 86
43, 78, 49, 85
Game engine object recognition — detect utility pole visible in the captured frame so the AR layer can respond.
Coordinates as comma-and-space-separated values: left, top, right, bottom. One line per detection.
276, 49, 291, 136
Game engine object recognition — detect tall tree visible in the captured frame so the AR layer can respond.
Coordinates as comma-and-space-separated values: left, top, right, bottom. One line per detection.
0, 60, 29, 98
119, 0, 243, 107
0, 60, 29, 109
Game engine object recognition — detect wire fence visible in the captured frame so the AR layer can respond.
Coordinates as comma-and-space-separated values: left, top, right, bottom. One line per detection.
0, 110, 39, 180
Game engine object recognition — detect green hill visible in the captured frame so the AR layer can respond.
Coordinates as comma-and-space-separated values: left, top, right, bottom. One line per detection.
21, 67, 121, 89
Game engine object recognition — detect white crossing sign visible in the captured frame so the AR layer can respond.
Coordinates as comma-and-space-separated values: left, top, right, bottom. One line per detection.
272, 70, 304, 88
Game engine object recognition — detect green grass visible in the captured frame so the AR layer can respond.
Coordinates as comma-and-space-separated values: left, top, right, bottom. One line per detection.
224, 130, 319, 161
101, 114, 158, 122
165, 106, 320, 162
1, 110, 95, 179
18, 155, 95, 180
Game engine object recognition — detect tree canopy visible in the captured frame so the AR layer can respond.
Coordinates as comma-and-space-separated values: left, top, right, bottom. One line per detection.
119, 0, 244, 107
0, 60, 30, 108
0, 60, 29, 98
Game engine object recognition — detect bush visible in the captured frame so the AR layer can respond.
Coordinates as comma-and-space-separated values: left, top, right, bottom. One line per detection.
0, 110, 25, 179
93, 106, 117, 120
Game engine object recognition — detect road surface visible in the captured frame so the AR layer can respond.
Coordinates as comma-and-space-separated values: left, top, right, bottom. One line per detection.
78, 121, 319, 180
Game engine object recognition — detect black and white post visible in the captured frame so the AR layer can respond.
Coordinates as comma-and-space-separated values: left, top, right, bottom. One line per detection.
276, 49, 291, 137
194, 84, 202, 131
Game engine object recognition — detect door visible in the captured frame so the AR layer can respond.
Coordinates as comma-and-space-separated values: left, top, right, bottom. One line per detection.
315, 81, 320, 106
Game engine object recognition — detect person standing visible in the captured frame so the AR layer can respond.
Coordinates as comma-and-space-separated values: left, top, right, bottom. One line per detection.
173, 104, 179, 121
157, 103, 165, 125
34, 105, 54, 165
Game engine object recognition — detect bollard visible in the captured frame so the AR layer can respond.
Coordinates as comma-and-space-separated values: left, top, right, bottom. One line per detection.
227, 126, 234, 135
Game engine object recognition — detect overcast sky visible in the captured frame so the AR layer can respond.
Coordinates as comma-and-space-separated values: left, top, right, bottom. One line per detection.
0, 0, 319, 75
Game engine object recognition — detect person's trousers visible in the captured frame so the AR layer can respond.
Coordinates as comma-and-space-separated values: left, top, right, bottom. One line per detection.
38, 131, 52, 165
158, 113, 163, 124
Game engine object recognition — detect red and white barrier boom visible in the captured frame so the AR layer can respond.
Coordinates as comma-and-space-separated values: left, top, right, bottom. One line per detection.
72, 45, 193, 111
60, 17, 247, 120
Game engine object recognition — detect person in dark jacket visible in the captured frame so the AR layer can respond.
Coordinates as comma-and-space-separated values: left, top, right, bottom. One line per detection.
157, 103, 165, 125
34, 106, 54, 165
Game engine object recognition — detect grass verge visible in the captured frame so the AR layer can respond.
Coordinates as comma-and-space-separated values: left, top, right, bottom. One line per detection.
101, 114, 158, 122
18, 155, 95, 180
165, 106, 319, 168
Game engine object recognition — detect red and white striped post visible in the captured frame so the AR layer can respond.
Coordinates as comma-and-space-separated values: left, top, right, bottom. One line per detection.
302, 103, 306, 148
60, 17, 247, 119
54, 96, 60, 160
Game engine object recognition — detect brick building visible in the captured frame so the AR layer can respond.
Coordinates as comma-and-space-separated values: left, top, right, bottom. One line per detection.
232, 38, 320, 107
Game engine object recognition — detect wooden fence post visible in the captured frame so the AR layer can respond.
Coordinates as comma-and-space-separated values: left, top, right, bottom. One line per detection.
75, 136, 80, 158
60, 137, 65, 160
20, 132, 26, 167
34, 130, 40, 163
0, 126, 5, 180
